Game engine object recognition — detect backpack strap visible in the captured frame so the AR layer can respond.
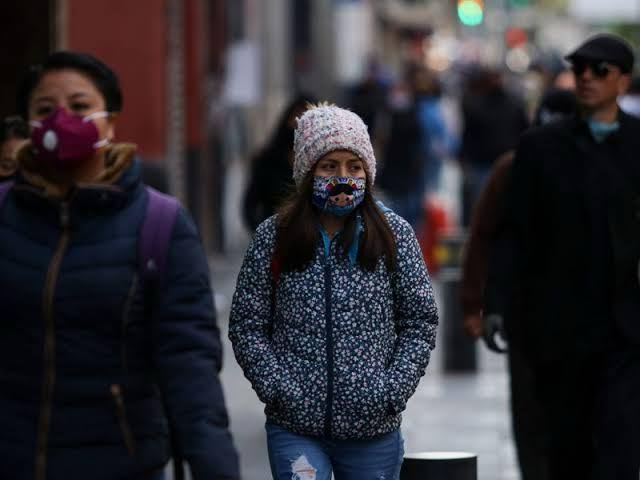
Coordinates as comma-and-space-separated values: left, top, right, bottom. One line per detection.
138, 186, 183, 480
0, 181, 14, 206
139, 186, 180, 288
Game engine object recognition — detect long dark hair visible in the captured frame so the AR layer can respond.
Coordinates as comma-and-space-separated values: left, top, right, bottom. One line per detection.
274, 173, 396, 273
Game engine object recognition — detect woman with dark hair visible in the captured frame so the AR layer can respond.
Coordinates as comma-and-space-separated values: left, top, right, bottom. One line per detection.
0, 51, 239, 480
230, 103, 438, 479
0, 115, 29, 180
242, 93, 316, 231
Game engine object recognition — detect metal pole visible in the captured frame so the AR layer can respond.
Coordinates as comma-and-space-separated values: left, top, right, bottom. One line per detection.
166, 0, 187, 204
437, 232, 478, 373
52, 0, 68, 50
312, 0, 337, 100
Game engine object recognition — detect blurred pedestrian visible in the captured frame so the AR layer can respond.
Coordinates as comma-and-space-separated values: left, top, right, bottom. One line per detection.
413, 66, 456, 195
0, 115, 28, 181
0, 51, 239, 480
551, 68, 576, 91
378, 66, 455, 230
377, 78, 423, 228
229, 103, 438, 480
140, 162, 170, 194
459, 67, 529, 225
483, 34, 640, 479
460, 89, 577, 480
347, 58, 389, 138
243, 93, 316, 231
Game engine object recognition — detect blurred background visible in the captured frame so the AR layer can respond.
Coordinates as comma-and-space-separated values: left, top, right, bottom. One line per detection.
2, 1, 639, 479
2, 0, 639, 254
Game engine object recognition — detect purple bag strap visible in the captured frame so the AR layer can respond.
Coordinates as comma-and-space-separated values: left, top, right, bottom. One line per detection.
139, 186, 185, 480
139, 186, 180, 287
0, 181, 14, 206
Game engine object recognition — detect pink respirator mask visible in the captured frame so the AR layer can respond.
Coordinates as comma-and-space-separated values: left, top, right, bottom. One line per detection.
30, 107, 111, 169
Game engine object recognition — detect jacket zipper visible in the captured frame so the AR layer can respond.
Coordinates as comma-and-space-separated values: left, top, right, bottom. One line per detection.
323, 247, 334, 438
120, 274, 139, 374
111, 384, 137, 456
35, 202, 71, 480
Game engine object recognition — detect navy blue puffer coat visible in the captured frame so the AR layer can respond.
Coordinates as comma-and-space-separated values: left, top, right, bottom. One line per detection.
0, 144, 239, 480
229, 211, 438, 439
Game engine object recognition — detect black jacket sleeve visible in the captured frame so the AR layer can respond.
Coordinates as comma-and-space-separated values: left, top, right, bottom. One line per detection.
484, 131, 541, 320
152, 208, 240, 480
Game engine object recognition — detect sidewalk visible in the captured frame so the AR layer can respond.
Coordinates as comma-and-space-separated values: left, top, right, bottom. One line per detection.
210, 247, 520, 480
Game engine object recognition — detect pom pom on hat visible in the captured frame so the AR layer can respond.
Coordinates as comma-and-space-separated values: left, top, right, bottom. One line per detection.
293, 103, 376, 186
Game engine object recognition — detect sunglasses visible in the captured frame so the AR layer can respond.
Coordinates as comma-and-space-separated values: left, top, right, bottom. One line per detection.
571, 61, 615, 78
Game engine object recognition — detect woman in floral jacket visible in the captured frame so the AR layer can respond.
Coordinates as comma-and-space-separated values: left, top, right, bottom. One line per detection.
229, 103, 438, 480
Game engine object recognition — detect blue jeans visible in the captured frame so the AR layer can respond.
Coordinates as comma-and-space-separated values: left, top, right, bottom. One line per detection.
265, 423, 404, 480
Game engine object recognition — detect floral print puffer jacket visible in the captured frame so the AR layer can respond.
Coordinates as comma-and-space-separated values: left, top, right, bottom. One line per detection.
229, 211, 438, 439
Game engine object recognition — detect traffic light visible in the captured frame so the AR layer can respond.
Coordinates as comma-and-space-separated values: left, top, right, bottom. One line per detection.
457, 0, 484, 26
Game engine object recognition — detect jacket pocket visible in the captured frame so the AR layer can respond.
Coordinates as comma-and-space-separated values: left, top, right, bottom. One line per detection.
110, 384, 137, 456
342, 370, 389, 420
267, 363, 311, 421
272, 371, 301, 410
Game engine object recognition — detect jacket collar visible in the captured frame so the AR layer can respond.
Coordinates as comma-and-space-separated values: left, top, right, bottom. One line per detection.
317, 202, 392, 265
569, 108, 633, 144
318, 215, 363, 265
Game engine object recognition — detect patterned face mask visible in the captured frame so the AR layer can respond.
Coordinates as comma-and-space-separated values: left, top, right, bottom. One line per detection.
312, 176, 366, 217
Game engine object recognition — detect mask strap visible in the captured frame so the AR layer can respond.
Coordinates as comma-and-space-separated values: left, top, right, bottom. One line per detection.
93, 138, 111, 149
83, 111, 111, 123
86, 111, 112, 149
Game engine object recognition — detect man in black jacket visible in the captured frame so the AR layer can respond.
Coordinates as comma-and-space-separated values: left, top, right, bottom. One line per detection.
484, 34, 640, 479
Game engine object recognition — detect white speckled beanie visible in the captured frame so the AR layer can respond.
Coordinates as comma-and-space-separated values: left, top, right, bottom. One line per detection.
292, 103, 376, 186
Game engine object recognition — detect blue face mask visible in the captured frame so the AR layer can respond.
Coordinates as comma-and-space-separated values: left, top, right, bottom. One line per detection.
312, 176, 366, 217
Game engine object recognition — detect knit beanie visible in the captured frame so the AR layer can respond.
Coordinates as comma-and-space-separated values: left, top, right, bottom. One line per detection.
292, 103, 376, 186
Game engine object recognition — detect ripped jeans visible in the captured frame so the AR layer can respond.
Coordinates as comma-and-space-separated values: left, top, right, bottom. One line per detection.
265, 423, 404, 480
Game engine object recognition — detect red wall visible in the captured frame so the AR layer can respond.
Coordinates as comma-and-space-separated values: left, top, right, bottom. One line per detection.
184, 0, 204, 148
67, 0, 167, 158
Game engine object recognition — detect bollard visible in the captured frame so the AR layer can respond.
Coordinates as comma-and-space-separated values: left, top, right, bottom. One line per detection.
435, 231, 477, 373
440, 267, 477, 372
401, 452, 477, 480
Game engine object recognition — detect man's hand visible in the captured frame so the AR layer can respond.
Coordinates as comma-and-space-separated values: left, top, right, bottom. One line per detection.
463, 313, 483, 338
482, 313, 508, 353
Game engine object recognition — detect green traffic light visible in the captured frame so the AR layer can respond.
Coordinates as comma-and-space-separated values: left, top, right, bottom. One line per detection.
457, 0, 483, 26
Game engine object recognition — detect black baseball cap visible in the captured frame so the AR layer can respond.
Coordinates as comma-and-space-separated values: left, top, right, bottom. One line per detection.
565, 33, 635, 74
